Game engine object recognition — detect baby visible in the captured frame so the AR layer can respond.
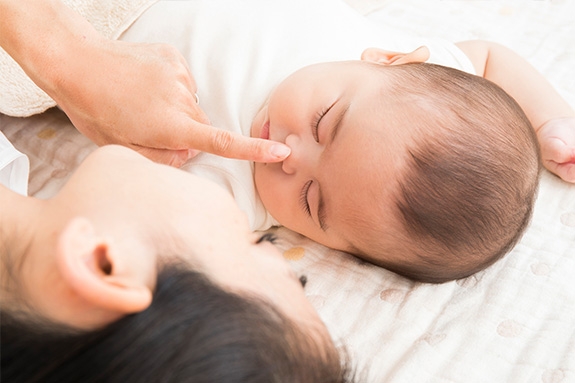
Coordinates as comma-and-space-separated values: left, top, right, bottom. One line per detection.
120, 0, 571, 283
251, 59, 540, 283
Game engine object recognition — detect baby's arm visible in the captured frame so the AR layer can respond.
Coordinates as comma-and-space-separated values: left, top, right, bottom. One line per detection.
456, 40, 575, 182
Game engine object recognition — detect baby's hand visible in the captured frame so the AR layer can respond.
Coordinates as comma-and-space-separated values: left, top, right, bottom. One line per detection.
537, 118, 575, 183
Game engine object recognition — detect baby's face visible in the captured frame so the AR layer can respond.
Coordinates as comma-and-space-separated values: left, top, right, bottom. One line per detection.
252, 61, 412, 256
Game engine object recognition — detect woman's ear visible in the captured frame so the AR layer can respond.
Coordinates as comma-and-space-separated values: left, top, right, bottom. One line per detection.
361, 46, 430, 66
56, 217, 153, 317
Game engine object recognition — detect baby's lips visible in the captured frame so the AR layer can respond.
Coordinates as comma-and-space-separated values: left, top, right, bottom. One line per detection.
260, 120, 270, 140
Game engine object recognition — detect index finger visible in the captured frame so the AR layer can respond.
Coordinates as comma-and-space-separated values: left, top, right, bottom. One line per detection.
175, 118, 291, 163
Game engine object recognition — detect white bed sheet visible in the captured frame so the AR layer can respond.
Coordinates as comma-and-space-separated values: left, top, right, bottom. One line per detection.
1, 1, 574, 382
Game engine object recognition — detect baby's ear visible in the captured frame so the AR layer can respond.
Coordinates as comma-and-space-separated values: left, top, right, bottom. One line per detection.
361, 46, 430, 65
56, 217, 153, 319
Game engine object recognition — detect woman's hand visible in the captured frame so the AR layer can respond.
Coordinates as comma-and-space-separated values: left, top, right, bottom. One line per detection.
55, 38, 206, 167
0, 0, 290, 167
54, 38, 291, 167
537, 118, 575, 183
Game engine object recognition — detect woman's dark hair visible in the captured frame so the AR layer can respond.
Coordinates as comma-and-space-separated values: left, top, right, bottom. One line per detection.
1, 261, 354, 383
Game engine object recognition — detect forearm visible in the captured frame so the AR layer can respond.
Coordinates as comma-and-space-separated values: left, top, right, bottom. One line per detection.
456, 40, 575, 132
0, 0, 103, 98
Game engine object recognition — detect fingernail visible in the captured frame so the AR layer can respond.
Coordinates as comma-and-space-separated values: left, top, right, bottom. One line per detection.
270, 144, 291, 159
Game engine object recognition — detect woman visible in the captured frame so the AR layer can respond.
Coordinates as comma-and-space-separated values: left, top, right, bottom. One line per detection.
0, 145, 354, 382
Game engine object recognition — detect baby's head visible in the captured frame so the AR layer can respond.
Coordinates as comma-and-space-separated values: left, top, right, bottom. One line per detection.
252, 59, 540, 283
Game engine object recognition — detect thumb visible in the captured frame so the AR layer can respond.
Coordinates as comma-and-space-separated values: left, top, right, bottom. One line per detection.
132, 146, 196, 168
540, 137, 575, 164
544, 160, 575, 183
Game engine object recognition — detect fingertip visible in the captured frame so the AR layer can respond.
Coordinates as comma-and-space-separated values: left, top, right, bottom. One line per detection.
268, 144, 291, 162
245, 141, 292, 163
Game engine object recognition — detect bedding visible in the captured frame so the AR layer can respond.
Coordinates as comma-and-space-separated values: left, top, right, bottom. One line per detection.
1, 0, 574, 382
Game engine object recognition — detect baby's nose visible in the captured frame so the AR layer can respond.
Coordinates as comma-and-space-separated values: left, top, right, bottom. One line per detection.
281, 134, 305, 175
281, 154, 297, 175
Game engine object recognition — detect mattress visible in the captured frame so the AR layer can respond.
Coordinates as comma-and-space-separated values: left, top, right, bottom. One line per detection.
1, 0, 574, 381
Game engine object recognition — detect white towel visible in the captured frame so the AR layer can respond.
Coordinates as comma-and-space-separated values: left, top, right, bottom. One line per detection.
0, 0, 158, 117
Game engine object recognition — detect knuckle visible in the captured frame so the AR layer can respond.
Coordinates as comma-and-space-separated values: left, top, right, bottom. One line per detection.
249, 140, 266, 158
190, 106, 211, 125
158, 44, 179, 58
211, 130, 235, 155
156, 45, 183, 66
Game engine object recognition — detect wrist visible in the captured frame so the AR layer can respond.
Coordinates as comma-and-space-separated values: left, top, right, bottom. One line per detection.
37, 6, 105, 99
41, 32, 107, 102
0, 0, 104, 100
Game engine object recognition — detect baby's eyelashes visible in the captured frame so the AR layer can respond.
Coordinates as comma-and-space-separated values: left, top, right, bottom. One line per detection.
299, 180, 313, 217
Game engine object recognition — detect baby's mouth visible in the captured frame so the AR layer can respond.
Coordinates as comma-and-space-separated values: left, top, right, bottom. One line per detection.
260, 120, 270, 140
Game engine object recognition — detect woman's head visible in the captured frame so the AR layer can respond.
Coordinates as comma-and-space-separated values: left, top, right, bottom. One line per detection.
2, 261, 353, 383
1, 145, 317, 327
1, 145, 351, 381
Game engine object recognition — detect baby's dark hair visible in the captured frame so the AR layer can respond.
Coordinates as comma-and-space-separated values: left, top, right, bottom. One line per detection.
362, 62, 541, 283
1, 261, 355, 383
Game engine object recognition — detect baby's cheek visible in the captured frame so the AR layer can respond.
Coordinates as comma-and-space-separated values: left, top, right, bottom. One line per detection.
254, 174, 283, 213
254, 165, 281, 193
258, 180, 280, 207
254, 168, 274, 202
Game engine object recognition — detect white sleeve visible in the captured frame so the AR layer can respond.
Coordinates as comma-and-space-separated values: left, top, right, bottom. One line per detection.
425, 38, 477, 75
0, 131, 29, 195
